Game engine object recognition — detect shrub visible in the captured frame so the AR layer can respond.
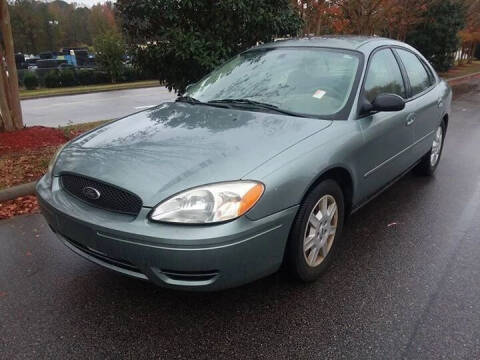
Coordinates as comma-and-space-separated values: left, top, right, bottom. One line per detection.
44, 71, 61, 88
406, 0, 466, 72
93, 71, 111, 84
120, 66, 139, 82
116, 0, 302, 92
94, 31, 126, 83
77, 69, 96, 85
58, 70, 78, 87
23, 72, 39, 90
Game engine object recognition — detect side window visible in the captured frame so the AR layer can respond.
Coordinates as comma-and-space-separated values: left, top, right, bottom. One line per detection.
396, 49, 431, 97
364, 49, 406, 103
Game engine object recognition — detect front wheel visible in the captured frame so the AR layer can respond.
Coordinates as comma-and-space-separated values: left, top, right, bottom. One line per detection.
414, 121, 445, 176
286, 179, 345, 282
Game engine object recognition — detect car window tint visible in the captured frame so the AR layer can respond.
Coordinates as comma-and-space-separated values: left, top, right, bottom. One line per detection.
364, 49, 405, 103
396, 49, 431, 97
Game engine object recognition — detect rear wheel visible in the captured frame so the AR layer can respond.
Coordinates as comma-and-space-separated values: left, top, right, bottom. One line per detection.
414, 121, 445, 176
287, 180, 344, 282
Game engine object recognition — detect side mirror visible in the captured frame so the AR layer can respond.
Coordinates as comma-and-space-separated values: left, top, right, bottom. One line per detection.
361, 93, 406, 114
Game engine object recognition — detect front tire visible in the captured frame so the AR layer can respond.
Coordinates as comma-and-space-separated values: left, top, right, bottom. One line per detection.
287, 179, 345, 282
414, 121, 445, 176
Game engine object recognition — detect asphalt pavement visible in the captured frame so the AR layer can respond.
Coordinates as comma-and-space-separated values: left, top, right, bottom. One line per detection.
21, 86, 176, 127
2, 78, 480, 359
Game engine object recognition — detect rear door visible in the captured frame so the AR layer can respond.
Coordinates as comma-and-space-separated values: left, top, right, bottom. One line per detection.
394, 48, 441, 160
356, 48, 415, 199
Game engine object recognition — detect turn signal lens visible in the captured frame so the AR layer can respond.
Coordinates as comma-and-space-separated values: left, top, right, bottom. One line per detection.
150, 181, 264, 224
238, 183, 264, 216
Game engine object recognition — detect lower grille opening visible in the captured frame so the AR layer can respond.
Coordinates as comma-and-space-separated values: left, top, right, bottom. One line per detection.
64, 236, 140, 273
161, 269, 219, 282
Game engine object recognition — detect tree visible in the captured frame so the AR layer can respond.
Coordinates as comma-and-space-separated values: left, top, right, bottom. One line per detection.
406, 0, 467, 72
1, 0, 23, 132
116, 0, 302, 93
458, 0, 480, 63
380, 0, 431, 41
8, 0, 49, 54
88, 2, 118, 40
335, 0, 385, 35
94, 31, 125, 83
292, 0, 348, 35
8, 0, 121, 54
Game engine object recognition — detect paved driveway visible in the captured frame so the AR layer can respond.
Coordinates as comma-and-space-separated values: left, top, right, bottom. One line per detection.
21, 86, 176, 127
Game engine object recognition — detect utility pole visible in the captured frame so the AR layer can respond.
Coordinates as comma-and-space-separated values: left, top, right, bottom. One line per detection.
0, 0, 23, 132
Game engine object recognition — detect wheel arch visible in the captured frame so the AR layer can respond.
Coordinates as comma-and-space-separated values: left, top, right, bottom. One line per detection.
442, 113, 449, 132
301, 166, 355, 218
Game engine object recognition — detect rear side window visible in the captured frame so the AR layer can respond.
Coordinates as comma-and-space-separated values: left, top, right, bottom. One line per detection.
396, 49, 432, 97
364, 49, 406, 103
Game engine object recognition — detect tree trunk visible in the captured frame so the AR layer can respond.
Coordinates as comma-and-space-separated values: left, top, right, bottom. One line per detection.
0, 51, 14, 132
0, 0, 23, 132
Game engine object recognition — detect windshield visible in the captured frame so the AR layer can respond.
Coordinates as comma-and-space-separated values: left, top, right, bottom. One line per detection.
186, 47, 361, 119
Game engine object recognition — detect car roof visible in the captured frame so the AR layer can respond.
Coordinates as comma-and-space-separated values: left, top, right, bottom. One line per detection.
253, 35, 411, 53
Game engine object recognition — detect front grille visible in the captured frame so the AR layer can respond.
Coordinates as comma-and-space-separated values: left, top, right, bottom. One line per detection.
60, 173, 142, 215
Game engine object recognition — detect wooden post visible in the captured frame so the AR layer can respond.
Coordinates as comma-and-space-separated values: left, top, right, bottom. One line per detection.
0, 0, 23, 131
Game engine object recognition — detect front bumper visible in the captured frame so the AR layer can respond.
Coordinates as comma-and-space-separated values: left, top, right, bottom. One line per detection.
36, 175, 298, 291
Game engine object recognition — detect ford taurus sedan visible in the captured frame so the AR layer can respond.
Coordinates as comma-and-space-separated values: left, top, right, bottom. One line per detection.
37, 36, 452, 291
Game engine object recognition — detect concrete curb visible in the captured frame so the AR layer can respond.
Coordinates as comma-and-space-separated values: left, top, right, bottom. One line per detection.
20, 83, 164, 101
446, 71, 480, 84
0, 182, 37, 202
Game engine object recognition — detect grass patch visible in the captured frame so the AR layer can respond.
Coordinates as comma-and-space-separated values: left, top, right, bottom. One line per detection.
20, 80, 161, 100
440, 60, 480, 79
60, 120, 111, 140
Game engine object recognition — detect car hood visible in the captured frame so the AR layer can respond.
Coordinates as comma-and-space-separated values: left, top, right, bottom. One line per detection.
55, 102, 332, 207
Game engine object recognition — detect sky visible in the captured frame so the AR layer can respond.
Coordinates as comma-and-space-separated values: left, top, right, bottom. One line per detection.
53, 0, 115, 7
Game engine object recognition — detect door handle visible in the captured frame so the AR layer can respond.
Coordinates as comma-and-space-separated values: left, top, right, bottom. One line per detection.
406, 114, 416, 127
437, 98, 444, 108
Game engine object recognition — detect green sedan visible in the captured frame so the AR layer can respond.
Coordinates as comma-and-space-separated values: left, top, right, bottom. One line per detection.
37, 36, 452, 290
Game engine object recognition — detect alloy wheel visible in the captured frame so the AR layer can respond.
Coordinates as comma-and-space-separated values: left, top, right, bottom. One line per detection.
430, 126, 443, 167
303, 195, 338, 267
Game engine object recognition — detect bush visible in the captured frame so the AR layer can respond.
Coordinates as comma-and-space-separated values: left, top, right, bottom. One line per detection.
117, 0, 302, 92
58, 70, 78, 87
23, 72, 39, 90
18, 69, 26, 87
93, 71, 111, 84
475, 45, 480, 60
77, 69, 96, 85
94, 32, 126, 83
44, 71, 61, 88
406, 0, 466, 72
120, 66, 139, 82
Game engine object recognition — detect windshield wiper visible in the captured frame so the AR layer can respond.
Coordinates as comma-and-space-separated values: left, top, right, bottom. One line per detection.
176, 95, 202, 104
207, 98, 305, 118
176, 95, 231, 109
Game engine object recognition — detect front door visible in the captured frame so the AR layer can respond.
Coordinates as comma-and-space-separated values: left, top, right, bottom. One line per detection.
355, 48, 415, 200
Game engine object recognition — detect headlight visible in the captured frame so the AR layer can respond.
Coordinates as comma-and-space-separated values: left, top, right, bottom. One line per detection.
48, 143, 66, 174
149, 181, 264, 224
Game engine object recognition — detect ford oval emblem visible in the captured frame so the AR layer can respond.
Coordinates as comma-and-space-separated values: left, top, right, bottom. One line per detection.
82, 186, 101, 200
